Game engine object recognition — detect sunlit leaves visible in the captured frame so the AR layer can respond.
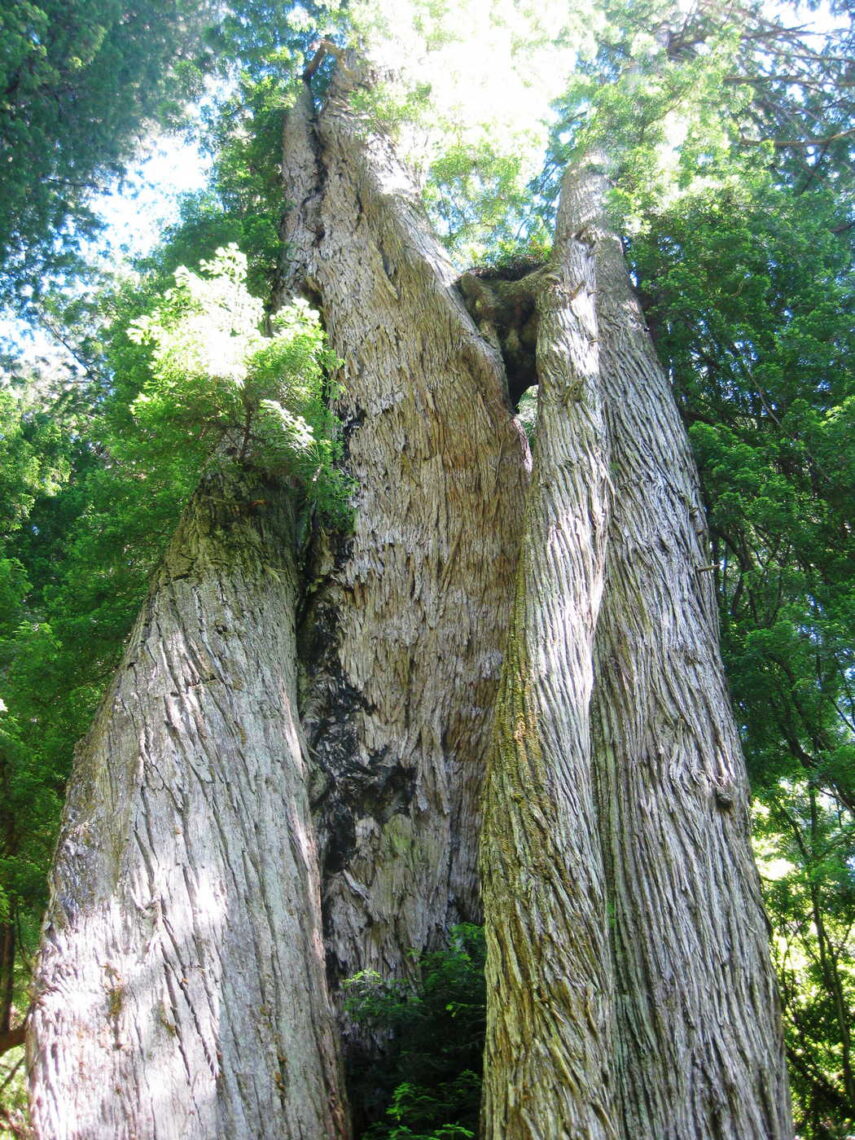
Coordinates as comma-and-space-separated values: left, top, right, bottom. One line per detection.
127, 244, 349, 516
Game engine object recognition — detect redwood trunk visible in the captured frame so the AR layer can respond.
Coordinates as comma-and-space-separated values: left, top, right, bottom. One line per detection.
480, 174, 616, 1138
481, 158, 792, 1138
589, 163, 792, 1138
29, 470, 347, 1139
281, 71, 529, 1002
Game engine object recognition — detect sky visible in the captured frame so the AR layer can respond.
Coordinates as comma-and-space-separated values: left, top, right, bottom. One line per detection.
95, 135, 211, 260
0, 129, 210, 378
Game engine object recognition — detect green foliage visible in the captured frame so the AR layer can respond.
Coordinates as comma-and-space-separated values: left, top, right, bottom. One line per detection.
0, 380, 85, 1051
515, 388, 539, 444
201, 1, 349, 296
0, 0, 212, 309
424, 141, 552, 267
0, 1044, 28, 1137
756, 789, 855, 1137
204, 79, 299, 302
536, 0, 854, 237
128, 244, 350, 520
344, 925, 486, 1139
0, 389, 71, 534
207, 0, 342, 87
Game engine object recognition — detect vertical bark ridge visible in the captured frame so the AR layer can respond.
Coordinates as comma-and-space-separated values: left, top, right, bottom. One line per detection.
481, 155, 791, 1138
282, 72, 530, 1001
480, 180, 616, 1138
29, 470, 348, 1140
579, 159, 793, 1138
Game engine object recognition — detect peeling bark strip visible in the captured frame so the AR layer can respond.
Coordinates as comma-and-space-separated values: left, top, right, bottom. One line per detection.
481, 158, 793, 1138
29, 471, 348, 1140
282, 70, 530, 997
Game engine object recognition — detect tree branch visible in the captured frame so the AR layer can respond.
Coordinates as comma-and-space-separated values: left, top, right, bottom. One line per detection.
303, 39, 343, 82
739, 127, 855, 148
0, 1025, 25, 1057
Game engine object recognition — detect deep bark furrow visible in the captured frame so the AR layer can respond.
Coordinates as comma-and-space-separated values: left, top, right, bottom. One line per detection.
29, 473, 348, 1140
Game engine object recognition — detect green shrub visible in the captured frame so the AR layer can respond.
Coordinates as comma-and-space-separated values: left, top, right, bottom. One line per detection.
344, 924, 486, 1139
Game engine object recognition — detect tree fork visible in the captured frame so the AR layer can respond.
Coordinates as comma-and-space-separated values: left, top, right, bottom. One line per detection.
457, 265, 546, 408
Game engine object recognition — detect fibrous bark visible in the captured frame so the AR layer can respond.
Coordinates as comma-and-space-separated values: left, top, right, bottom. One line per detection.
588, 160, 792, 1138
29, 469, 347, 1140
480, 181, 616, 1138
481, 157, 793, 1138
281, 70, 529, 1005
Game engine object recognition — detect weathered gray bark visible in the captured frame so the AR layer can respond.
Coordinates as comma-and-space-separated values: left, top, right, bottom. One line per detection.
480, 185, 616, 1138
589, 162, 792, 1138
29, 469, 348, 1139
281, 70, 529, 1005
481, 158, 793, 1138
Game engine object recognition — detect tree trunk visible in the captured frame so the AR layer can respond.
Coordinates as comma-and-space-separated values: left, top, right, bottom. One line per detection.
481, 157, 793, 1138
0, 917, 14, 1035
480, 169, 616, 1138
589, 162, 792, 1139
28, 469, 348, 1140
28, 61, 794, 1138
281, 69, 529, 1004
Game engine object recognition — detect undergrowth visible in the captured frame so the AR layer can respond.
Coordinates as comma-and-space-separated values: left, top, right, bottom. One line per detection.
344, 924, 487, 1139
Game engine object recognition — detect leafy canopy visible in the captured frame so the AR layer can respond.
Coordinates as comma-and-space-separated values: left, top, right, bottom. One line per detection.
0, 0, 213, 310
127, 244, 349, 520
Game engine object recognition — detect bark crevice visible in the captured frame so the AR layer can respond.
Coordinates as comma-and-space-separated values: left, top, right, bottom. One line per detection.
457, 264, 546, 408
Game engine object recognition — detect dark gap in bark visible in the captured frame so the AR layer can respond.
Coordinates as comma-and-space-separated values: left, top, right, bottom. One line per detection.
456, 263, 546, 409
297, 539, 414, 976
338, 403, 366, 454
315, 745, 417, 878
298, 280, 325, 315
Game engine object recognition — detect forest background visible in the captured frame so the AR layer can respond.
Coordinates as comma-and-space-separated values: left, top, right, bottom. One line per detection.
0, 0, 852, 1136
